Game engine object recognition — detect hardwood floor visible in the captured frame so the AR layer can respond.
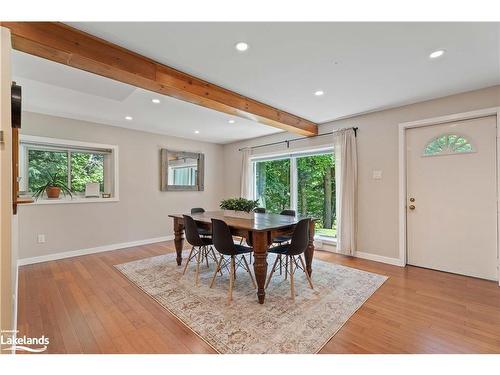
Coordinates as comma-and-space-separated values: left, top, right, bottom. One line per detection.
17, 241, 500, 354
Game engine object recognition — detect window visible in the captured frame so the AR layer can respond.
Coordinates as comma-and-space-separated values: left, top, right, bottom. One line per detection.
423, 134, 474, 156
253, 149, 336, 238
19, 135, 118, 202
255, 158, 290, 213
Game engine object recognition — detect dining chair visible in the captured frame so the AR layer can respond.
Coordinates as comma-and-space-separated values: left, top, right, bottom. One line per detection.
272, 209, 296, 245
254, 207, 266, 213
210, 218, 257, 303
190, 207, 212, 237
182, 215, 217, 286
265, 218, 313, 302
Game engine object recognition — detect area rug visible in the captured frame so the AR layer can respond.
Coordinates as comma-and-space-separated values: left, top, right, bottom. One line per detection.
115, 252, 387, 354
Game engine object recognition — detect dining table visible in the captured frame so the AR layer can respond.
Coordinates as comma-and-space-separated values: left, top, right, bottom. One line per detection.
168, 210, 316, 304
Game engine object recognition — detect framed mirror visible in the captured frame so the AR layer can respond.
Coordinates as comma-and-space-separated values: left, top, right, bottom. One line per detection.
160, 149, 204, 191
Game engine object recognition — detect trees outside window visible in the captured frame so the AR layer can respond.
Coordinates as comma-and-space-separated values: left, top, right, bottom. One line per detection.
254, 151, 336, 237
255, 158, 290, 213
26, 149, 104, 194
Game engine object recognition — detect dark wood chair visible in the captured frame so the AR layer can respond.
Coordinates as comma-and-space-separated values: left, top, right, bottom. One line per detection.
272, 209, 296, 245
210, 218, 256, 302
182, 215, 217, 286
266, 218, 313, 301
190, 207, 212, 237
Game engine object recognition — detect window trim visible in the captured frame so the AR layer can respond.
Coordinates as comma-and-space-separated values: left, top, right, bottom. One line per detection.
19, 135, 119, 205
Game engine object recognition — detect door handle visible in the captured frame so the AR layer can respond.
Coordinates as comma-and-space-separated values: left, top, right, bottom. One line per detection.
409, 205, 416, 210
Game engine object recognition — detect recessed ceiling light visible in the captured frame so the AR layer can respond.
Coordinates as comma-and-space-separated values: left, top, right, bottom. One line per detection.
228, 119, 236, 124
125, 116, 133, 121
194, 130, 200, 134
429, 49, 445, 59
314, 90, 325, 96
152, 98, 161, 104
235, 42, 249, 52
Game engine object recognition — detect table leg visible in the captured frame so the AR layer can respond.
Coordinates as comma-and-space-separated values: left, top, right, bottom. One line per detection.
304, 220, 315, 276
252, 231, 269, 304
173, 217, 184, 266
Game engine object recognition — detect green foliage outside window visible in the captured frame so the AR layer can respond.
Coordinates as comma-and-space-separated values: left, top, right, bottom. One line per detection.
27, 149, 104, 194
255, 159, 290, 213
255, 153, 336, 237
297, 154, 336, 235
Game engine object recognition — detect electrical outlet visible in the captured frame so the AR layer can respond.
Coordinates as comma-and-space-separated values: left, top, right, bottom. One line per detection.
372, 170, 383, 180
37, 234, 46, 244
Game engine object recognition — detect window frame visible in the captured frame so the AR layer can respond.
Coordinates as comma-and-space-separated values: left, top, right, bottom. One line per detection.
19, 135, 119, 204
251, 146, 335, 239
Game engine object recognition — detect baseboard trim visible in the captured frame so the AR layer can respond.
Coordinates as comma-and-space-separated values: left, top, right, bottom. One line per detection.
355, 251, 405, 267
17, 235, 175, 266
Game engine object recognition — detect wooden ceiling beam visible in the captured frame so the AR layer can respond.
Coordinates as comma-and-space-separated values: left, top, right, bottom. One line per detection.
1, 22, 318, 136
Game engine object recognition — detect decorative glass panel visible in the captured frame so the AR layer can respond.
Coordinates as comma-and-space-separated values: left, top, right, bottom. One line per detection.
423, 134, 474, 156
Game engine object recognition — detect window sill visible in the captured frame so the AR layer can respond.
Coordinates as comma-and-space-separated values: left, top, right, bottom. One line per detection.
22, 197, 119, 205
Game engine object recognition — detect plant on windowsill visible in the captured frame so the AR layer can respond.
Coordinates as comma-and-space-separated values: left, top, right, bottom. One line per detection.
220, 198, 260, 217
32, 172, 73, 201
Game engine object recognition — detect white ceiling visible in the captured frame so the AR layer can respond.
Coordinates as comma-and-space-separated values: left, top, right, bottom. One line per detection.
12, 51, 282, 144
67, 22, 500, 123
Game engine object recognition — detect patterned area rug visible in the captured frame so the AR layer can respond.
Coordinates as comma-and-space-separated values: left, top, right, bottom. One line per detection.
115, 252, 387, 354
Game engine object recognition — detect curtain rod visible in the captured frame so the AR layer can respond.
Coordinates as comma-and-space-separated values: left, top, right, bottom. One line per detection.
238, 127, 358, 152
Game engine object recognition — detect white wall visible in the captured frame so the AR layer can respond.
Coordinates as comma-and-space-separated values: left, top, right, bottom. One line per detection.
18, 112, 225, 260
223, 85, 500, 261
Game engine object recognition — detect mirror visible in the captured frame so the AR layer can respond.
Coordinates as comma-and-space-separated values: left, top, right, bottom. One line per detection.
161, 149, 204, 191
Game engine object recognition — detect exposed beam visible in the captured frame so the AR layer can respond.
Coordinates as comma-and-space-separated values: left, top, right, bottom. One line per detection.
1, 22, 318, 136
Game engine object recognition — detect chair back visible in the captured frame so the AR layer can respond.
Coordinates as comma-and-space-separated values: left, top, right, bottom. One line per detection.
211, 219, 238, 256
280, 209, 296, 217
183, 215, 205, 247
287, 218, 310, 256
191, 207, 205, 214
254, 207, 266, 213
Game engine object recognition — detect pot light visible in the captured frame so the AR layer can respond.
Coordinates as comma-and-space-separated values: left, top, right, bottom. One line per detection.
152, 98, 161, 104
429, 49, 445, 59
194, 130, 200, 134
125, 116, 133, 121
235, 42, 249, 52
314, 90, 324, 96
228, 119, 236, 124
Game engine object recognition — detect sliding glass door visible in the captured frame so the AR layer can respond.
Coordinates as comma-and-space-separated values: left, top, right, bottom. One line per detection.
296, 154, 335, 237
253, 149, 336, 238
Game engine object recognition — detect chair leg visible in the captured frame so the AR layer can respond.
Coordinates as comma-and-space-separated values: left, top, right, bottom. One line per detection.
279, 255, 282, 276
265, 255, 281, 289
228, 255, 235, 303
285, 256, 289, 280
289, 255, 295, 302
195, 246, 202, 286
210, 255, 224, 288
241, 255, 256, 289
299, 255, 314, 289
204, 246, 210, 268
182, 246, 195, 275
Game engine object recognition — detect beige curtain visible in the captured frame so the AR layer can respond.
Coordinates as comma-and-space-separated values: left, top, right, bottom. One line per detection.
333, 128, 358, 255
240, 149, 254, 199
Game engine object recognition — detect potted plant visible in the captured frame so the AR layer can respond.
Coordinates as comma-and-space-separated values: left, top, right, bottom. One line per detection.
220, 198, 260, 218
32, 172, 73, 200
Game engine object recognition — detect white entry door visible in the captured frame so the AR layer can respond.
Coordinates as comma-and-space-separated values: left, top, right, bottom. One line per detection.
406, 116, 498, 280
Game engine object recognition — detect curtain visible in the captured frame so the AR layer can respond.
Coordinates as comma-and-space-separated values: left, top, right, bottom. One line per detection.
333, 128, 358, 255
240, 149, 254, 199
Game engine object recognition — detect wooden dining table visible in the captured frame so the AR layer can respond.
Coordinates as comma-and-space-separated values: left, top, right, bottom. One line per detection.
168, 210, 316, 304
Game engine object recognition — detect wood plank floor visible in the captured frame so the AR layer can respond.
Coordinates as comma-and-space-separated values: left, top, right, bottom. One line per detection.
17, 241, 500, 353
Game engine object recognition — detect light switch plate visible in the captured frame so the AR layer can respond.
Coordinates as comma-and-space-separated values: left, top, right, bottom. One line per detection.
37, 234, 46, 244
373, 170, 383, 180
